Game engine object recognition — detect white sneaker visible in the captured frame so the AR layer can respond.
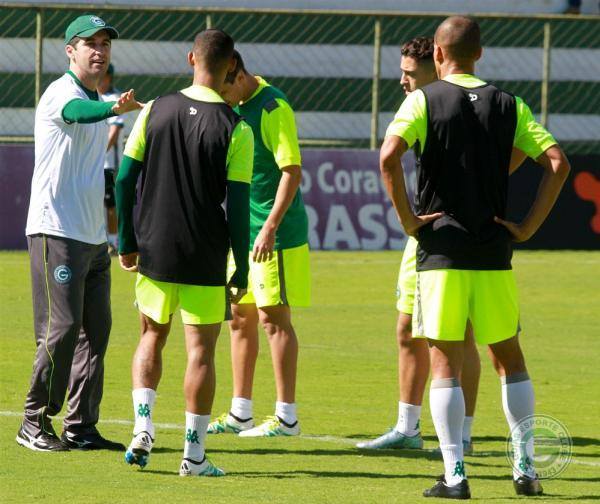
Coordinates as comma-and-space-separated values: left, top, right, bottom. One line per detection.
179, 457, 225, 477
125, 431, 154, 468
238, 415, 300, 437
207, 412, 254, 434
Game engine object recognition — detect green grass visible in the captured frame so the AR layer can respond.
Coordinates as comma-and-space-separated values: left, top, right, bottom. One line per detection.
1, 251, 599, 503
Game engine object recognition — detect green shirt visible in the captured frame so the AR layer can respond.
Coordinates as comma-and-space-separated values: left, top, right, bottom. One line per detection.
386, 74, 557, 160
124, 84, 253, 184
236, 77, 308, 250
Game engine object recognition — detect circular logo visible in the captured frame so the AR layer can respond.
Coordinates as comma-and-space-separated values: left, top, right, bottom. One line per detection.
505, 414, 572, 480
54, 265, 72, 284
90, 16, 106, 27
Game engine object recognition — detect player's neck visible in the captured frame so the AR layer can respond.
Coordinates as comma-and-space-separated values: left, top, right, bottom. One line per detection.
192, 74, 221, 93
438, 62, 475, 79
69, 66, 100, 92
241, 74, 260, 103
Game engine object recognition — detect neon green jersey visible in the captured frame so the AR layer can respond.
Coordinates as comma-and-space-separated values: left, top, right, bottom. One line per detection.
235, 77, 308, 250
385, 74, 557, 159
125, 84, 253, 184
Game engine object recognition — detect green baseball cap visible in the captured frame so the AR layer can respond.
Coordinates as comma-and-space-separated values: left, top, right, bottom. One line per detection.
64, 14, 119, 45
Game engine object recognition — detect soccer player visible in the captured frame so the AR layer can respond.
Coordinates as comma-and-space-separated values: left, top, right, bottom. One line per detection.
359, 37, 528, 454
207, 50, 310, 437
18, 14, 141, 452
98, 63, 124, 254
357, 37, 482, 454
380, 16, 569, 498
116, 29, 253, 477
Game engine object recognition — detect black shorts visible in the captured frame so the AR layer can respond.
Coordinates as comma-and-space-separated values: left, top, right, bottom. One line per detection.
104, 169, 116, 208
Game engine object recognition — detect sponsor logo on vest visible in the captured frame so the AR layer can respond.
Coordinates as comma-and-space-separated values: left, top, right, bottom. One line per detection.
54, 265, 72, 284
468, 93, 478, 102
90, 16, 106, 27
189, 106, 197, 116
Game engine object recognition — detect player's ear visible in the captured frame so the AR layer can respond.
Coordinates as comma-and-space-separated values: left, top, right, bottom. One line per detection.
187, 51, 195, 68
433, 44, 443, 65
227, 56, 236, 73
475, 46, 483, 62
65, 44, 74, 62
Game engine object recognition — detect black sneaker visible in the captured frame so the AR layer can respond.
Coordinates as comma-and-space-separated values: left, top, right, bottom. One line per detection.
514, 475, 543, 496
61, 429, 126, 451
16, 425, 69, 452
424, 475, 471, 499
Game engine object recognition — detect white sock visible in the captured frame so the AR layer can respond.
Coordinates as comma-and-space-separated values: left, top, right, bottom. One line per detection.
183, 412, 210, 462
230, 397, 253, 421
502, 373, 536, 479
462, 416, 474, 443
132, 388, 156, 438
395, 402, 421, 436
275, 401, 297, 425
430, 378, 466, 486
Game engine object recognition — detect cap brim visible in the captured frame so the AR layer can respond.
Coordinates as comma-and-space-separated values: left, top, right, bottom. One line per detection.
75, 26, 119, 40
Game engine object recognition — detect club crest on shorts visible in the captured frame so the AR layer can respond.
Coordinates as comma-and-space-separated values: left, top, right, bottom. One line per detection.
90, 16, 106, 27
54, 265, 72, 284
468, 93, 478, 102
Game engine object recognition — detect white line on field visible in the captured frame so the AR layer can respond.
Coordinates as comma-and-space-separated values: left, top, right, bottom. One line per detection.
2, 410, 598, 467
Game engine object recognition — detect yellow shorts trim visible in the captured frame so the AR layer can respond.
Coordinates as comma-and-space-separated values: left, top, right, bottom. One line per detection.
413, 269, 520, 345
228, 243, 311, 308
135, 274, 226, 325
396, 237, 418, 315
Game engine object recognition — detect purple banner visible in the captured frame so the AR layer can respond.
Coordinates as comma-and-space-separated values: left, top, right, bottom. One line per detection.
300, 149, 414, 250
2, 144, 597, 250
0, 145, 34, 249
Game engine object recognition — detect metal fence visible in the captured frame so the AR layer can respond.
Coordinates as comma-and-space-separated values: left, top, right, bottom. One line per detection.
1, 3, 599, 153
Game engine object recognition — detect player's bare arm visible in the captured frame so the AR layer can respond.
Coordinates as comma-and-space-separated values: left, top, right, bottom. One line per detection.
509, 147, 527, 175
495, 145, 570, 242
253, 164, 302, 263
380, 135, 442, 236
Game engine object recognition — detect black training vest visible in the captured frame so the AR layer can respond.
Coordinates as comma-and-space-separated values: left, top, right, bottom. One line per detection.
136, 92, 241, 285
415, 80, 517, 271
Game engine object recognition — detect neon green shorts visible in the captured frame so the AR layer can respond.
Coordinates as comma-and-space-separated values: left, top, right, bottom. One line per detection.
228, 243, 311, 308
413, 269, 520, 345
396, 237, 418, 315
135, 274, 227, 325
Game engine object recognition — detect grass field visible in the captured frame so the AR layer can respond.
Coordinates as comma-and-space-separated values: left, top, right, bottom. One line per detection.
1, 250, 599, 503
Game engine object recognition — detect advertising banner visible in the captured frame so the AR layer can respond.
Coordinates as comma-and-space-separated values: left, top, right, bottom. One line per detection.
1, 145, 598, 250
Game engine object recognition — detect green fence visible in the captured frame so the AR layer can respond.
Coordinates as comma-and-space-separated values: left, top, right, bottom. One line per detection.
1, 3, 599, 153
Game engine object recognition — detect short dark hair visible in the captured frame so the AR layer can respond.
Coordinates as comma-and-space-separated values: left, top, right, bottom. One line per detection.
401, 37, 434, 62
192, 29, 234, 72
224, 50, 247, 84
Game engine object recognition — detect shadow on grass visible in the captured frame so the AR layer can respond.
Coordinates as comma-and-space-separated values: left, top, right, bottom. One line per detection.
208, 446, 443, 460
227, 470, 425, 479
483, 496, 600, 501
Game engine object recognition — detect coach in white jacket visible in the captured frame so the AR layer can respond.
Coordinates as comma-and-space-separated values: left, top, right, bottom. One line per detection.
17, 14, 141, 452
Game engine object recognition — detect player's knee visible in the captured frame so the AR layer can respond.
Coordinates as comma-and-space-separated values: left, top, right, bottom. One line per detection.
396, 324, 413, 347
259, 307, 291, 334
141, 327, 168, 350
54, 316, 84, 344
187, 344, 215, 366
